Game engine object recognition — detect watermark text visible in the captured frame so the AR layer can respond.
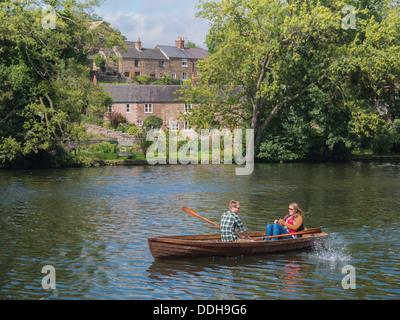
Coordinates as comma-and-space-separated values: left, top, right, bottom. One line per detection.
146, 125, 254, 176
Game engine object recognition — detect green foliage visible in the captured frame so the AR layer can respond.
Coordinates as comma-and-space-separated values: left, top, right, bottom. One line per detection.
89, 142, 119, 154
152, 76, 181, 85
258, 137, 304, 162
136, 133, 153, 154
0, 136, 23, 166
370, 125, 399, 155
94, 54, 106, 72
180, 0, 400, 161
131, 76, 153, 85
126, 125, 143, 135
0, 0, 125, 168
143, 115, 163, 130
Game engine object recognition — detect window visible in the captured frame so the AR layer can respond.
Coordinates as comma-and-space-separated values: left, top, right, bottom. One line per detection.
182, 72, 188, 80
171, 73, 176, 79
134, 72, 140, 76
124, 72, 130, 77
184, 104, 193, 114
182, 58, 188, 67
170, 122, 179, 131
159, 61, 165, 68
144, 104, 153, 113
107, 105, 112, 113
135, 60, 140, 67
138, 120, 143, 127
184, 121, 192, 131
126, 104, 131, 113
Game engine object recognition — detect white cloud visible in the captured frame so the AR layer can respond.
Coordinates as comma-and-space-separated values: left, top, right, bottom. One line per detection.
96, 0, 209, 49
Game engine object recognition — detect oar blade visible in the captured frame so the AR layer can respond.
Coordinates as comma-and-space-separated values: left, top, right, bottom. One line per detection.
182, 207, 221, 228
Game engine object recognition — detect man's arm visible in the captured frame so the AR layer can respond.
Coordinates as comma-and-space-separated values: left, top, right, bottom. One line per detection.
235, 216, 251, 239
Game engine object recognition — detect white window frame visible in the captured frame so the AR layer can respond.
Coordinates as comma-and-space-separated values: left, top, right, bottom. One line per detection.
126, 104, 131, 113
184, 104, 193, 114
170, 121, 179, 131
182, 72, 188, 80
144, 103, 153, 114
184, 121, 192, 131
171, 73, 176, 79
107, 105, 113, 113
138, 120, 143, 127
182, 58, 188, 67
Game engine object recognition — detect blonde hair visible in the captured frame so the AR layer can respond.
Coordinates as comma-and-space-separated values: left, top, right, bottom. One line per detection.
229, 200, 240, 209
290, 202, 307, 218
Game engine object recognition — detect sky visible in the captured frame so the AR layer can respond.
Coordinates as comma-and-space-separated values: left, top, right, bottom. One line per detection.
94, 0, 210, 49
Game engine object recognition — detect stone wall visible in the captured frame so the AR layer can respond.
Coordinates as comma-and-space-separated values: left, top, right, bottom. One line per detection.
119, 58, 197, 80
119, 59, 166, 78
85, 124, 139, 144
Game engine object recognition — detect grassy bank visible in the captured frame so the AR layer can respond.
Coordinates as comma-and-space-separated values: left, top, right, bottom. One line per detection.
74, 149, 400, 168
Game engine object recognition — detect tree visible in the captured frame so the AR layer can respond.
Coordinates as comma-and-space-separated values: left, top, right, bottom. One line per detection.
94, 54, 106, 72
181, 0, 400, 157
143, 115, 163, 130
0, 0, 125, 168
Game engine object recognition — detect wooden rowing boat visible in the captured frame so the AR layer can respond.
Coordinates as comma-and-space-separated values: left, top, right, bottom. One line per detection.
148, 231, 328, 259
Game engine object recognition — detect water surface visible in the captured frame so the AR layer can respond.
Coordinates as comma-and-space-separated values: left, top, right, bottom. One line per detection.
1, 162, 399, 299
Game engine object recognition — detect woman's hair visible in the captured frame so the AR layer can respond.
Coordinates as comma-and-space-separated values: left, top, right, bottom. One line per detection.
290, 202, 308, 218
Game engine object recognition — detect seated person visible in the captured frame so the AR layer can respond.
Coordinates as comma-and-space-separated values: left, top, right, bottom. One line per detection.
220, 200, 252, 242
265, 202, 305, 241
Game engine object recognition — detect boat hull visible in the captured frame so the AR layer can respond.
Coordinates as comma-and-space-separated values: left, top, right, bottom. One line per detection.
148, 231, 328, 259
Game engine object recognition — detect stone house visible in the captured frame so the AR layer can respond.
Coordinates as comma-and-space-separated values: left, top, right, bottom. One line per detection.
101, 84, 193, 131
115, 39, 168, 78
114, 36, 208, 81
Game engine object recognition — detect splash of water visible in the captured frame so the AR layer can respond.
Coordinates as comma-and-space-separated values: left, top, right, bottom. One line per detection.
307, 233, 352, 265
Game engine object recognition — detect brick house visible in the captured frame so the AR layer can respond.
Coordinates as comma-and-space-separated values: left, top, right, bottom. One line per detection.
114, 36, 208, 81
101, 84, 193, 131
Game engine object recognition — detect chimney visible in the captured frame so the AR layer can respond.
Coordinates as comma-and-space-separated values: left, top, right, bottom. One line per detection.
175, 36, 185, 50
135, 37, 143, 51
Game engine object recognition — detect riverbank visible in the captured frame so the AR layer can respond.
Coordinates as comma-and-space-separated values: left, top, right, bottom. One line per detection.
3, 150, 400, 170
88, 153, 400, 167
349, 154, 400, 162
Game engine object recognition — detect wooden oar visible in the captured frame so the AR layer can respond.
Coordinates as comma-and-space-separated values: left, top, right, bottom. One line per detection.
264, 227, 322, 240
182, 206, 220, 228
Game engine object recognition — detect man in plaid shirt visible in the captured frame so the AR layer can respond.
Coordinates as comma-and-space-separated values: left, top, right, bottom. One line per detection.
220, 200, 251, 242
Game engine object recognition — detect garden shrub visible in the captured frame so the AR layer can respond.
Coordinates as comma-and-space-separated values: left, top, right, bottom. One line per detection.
106, 111, 127, 128
126, 125, 143, 135
143, 115, 163, 129
131, 76, 153, 85
89, 142, 119, 153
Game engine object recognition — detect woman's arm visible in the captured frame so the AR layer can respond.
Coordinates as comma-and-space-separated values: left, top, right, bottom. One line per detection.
279, 216, 303, 231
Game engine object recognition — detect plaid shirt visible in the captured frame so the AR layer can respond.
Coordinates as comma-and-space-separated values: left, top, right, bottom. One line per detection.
220, 209, 246, 242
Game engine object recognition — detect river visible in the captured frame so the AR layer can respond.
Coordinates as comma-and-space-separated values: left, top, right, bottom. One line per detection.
0, 162, 399, 300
